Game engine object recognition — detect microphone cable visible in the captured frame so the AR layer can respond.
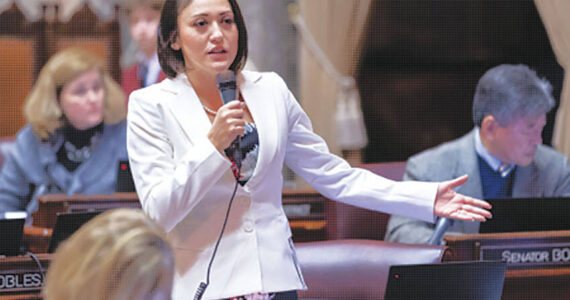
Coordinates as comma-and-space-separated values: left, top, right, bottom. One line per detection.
194, 168, 241, 300
27, 251, 46, 286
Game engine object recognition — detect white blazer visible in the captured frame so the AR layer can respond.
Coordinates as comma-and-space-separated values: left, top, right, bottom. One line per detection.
127, 71, 438, 300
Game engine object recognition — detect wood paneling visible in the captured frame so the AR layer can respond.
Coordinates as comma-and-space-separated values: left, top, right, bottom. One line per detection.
56, 38, 110, 63
0, 38, 34, 136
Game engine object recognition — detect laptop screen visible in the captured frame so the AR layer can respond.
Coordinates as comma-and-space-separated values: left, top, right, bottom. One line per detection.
385, 261, 506, 300
479, 197, 570, 234
0, 217, 25, 256
48, 211, 100, 253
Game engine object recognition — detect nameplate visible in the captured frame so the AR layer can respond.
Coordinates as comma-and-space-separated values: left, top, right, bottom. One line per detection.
480, 243, 570, 267
0, 272, 43, 292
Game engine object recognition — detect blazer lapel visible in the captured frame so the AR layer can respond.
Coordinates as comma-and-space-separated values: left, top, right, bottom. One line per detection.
37, 137, 71, 192
163, 74, 213, 146
239, 72, 277, 189
455, 129, 484, 200
512, 163, 541, 197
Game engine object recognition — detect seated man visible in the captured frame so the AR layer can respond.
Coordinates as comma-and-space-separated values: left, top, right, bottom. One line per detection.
384, 64, 570, 244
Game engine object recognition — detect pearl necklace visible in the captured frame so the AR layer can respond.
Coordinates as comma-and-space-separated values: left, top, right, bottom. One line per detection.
202, 104, 218, 115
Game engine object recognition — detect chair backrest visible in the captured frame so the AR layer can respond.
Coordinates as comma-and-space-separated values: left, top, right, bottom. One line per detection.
295, 239, 448, 299
325, 162, 406, 240
0, 137, 15, 170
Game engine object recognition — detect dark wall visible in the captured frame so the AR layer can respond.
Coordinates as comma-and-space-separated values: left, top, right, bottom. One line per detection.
358, 0, 563, 163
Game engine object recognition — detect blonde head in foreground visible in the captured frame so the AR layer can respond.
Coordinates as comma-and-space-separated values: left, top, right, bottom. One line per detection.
43, 209, 174, 300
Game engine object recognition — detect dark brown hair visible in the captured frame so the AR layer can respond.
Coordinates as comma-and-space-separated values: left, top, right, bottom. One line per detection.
157, 0, 248, 78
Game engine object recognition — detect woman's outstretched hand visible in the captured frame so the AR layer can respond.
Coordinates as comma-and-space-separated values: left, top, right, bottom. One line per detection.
434, 175, 492, 221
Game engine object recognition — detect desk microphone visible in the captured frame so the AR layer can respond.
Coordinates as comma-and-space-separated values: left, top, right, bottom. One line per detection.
427, 217, 454, 245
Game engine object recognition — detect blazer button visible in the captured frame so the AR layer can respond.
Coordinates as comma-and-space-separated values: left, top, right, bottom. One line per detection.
243, 220, 254, 233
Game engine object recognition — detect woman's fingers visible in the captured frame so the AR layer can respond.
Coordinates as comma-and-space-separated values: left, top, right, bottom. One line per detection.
445, 175, 468, 189
463, 204, 492, 217
207, 100, 246, 152
451, 210, 483, 222
462, 195, 492, 209
462, 205, 492, 219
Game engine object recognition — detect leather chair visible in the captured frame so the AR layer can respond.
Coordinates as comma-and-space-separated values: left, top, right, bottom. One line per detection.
295, 239, 448, 299
326, 162, 406, 240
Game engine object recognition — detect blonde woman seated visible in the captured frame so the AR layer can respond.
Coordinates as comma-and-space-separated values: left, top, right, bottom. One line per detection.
0, 48, 127, 217
44, 208, 174, 300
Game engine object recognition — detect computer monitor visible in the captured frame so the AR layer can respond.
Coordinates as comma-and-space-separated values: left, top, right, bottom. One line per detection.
47, 211, 100, 253
385, 261, 506, 300
479, 197, 570, 234
0, 217, 25, 256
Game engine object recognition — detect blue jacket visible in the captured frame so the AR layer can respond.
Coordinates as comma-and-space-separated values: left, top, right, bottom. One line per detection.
0, 121, 128, 216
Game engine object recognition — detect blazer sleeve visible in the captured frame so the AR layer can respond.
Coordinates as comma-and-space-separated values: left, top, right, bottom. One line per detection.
0, 139, 32, 213
126, 89, 230, 232
384, 159, 438, 243
279, 76, 437, 223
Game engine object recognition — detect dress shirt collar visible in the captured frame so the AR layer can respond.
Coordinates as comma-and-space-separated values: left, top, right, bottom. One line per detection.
474, 127, 514, 176
137, 52, 161, 86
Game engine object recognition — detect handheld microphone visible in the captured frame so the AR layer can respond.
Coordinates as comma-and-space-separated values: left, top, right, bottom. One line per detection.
193, 282, 207, 300
216, 70, 242, 168
427, 217, 454, 245
217, 70, 237, 105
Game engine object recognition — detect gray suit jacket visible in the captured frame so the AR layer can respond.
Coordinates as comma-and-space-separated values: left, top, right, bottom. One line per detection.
384, 128, 570, 244
0, 121, 128, 216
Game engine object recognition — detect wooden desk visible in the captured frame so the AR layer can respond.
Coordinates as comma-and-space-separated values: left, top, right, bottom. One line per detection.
445, 231, 570, 299
26, 193, 140, 253
283, 189, 326, 242
27, 190, 327, 252
22, 228, 51, 255
0, 253, 51, 299
32, 193, 140, 229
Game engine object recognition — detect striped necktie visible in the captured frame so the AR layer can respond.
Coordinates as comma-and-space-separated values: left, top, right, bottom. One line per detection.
498, 162, 514, 178
137, 62, 148, 87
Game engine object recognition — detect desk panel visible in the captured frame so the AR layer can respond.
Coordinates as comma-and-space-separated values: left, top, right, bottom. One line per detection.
445, 231, 570, 299
0, 254, 51, 299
